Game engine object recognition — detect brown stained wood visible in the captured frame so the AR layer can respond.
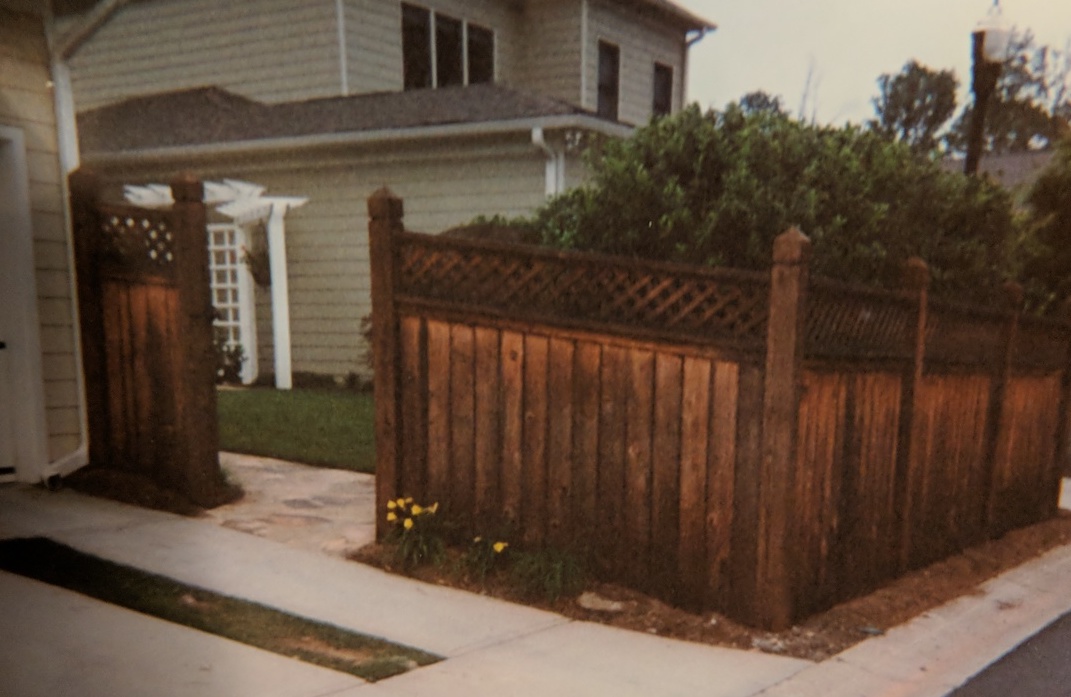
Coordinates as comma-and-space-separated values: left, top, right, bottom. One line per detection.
678, 356, 711, 608
625, 348, 655, 589
651, 353, 684, 600
399, 316, 428, 503
449, 324, 477, 527
597, 344, 629, 577
473, 326, 503, 524
546, 338, 575, 547
706, 361, 738, 609
102, 282, 131, 472
500, 331, 525, 526
425, 320, 452, 511
129, 286, 152, 475
728, 362, 764, 622
572, 342, 602, 540
522, 334, 549, 544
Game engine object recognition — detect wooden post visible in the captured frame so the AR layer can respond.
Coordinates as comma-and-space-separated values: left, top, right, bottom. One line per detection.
1050, 300, 1071, 515
68, 169, 108, 468
368, 188, 404, 539
170, 173, 226, 506
981, 282, 1023, 535
896, 258, 929, 571
756, 228, 810, 630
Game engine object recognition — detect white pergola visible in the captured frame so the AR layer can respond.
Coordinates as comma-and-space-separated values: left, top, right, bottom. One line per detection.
124, 180, 307, 390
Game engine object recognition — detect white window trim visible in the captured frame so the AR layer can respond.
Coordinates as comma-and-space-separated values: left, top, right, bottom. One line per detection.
207, 223, 259, 385
407, 3, 496, 88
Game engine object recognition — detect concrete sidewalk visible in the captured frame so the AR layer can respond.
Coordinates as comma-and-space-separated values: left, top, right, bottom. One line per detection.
1, 472, 1070, 696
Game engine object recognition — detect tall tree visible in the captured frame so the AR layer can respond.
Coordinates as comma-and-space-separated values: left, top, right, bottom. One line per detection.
870, 60, 958, 153
738, 90, 787, 116
947, 30, 1071, 154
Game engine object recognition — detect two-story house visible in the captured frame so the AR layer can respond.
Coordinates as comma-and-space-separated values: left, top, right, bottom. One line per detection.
69, 0, 714, 388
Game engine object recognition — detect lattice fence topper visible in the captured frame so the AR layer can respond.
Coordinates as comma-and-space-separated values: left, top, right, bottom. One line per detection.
396, 232, 771, 348
99, 204, 175, 276
806, 280, 918, 360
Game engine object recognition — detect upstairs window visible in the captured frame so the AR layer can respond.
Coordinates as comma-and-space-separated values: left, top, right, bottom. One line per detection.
597, 41, 620, 120
653, 63, 673, 117
402, 3, 495, 90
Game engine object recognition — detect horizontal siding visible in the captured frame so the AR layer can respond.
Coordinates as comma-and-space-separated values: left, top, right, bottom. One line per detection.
0, 7, 82, 460
69, 0, 342, 110
100, 135, 546, 381
513, 0, 582, 105
587, 0, 687, 125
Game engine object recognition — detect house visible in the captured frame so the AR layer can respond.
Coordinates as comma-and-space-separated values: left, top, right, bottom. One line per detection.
0, 0, 118, 484
67, 0, 714, 388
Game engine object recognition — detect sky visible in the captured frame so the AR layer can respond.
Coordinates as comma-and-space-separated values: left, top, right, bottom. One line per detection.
675, 0, 1071, 126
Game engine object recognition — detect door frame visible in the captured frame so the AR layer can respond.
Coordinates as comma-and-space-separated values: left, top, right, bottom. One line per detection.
0, 125, 49, 482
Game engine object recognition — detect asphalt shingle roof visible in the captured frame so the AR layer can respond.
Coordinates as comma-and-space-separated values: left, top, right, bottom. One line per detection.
78, 83, 603, 154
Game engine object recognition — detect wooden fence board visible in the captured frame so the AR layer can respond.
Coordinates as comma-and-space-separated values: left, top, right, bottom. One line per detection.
678, 356, 711, 608
500, 330, 525, 526
449, 324, 477, 527
522, 334, 549, 544
425, 319, 452, 510
573, 341, 602, 542
729, 362, 764, 618
706, 361, 738, 608
474, 326, 502, 523
651, 353, 684, 599
597, 344, 629, 576
400, 316, 428, 503
625, 348, 655, 589
546, 338, 576, 546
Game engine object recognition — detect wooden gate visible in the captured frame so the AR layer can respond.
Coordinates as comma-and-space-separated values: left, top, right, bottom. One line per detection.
69, 170, 229, 506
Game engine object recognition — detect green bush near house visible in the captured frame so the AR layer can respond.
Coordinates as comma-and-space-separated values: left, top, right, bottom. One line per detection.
217, 387, 375, 473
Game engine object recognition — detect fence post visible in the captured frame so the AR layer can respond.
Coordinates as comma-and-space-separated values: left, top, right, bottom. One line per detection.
368, 188, 404, 539
1050, 300, 1071, 515
895, 258, 929, 571
170, 173, 227, 507
981, 282, 1024, 534
756, 227, 810, 631
68, 169, 108, 468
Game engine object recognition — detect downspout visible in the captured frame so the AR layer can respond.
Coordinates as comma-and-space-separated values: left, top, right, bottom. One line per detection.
531, 127, 564, 197
43, 9, 89, 483
681, 27, 709, 110
335, 0, 349, 95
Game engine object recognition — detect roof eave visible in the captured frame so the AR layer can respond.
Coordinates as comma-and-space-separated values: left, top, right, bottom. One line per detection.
80, 114, 633, 166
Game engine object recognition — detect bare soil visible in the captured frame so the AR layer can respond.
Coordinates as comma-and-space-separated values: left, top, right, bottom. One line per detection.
352, 512, 1071, 662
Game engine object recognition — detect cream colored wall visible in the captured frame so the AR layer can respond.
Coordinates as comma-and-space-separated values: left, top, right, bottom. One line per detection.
512, 0, 582, 106
0, 6, 81, 459
68, 0, 342, 110
586, 0, 686, 125
98, 134, 548, 382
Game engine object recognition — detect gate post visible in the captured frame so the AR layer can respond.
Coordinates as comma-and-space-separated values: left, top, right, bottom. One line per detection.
368, 188, 404, 539
170, 173, 226, 506
68, 169, 109, 467
756, 228, 811, 630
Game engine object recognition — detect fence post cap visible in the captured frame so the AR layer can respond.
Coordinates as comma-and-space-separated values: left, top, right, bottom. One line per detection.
772, 227, 811, 264
368, 187, 404, 222
170, 173, 203, 203
904, 257, 930, 289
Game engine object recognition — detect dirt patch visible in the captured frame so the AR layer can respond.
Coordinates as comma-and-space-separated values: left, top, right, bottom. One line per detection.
353, 511, 1071, 662
64, 465, 242, 516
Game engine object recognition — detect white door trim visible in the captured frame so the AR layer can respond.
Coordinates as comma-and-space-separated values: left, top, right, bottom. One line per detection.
0, 125, 50, 482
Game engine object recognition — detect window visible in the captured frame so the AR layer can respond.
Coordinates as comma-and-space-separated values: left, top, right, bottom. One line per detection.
401, 3, 495, 90
653, 63, 673, 117
597, 41, 620, 120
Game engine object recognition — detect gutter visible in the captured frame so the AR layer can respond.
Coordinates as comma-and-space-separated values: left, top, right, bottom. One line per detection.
531, 127, 565, 197
81, 114, 634, 167
43, 8, 90, 484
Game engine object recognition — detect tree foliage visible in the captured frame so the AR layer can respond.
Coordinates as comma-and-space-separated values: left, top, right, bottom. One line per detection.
530, 103, 1021, 300
946, 30, 1071, 154
870, 60, 958, 153
1022, 138, 1071, 312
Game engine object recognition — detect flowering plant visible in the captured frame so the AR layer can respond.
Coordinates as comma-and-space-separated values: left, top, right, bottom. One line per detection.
463, 535, 510, 581
385, 497, 444, 570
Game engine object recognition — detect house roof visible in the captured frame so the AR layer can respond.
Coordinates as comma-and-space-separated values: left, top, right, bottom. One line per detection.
941, 150, 1054, 191
628, 0, 715, 31
78, 83, 628, 157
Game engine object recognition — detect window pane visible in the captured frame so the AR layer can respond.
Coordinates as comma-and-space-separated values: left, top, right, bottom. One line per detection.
653, 63, 673, 117
597, 41, 620, 120
436, 14, 463, 87
467, 23, 494, 84
402, 4, 432, 90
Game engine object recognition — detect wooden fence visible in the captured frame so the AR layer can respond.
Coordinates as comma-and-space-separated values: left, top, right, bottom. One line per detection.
368, 189, 1071, 630
70, 170, 229, 507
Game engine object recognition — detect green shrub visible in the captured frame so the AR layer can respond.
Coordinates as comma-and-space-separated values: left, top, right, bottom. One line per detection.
511, 546, 587, 603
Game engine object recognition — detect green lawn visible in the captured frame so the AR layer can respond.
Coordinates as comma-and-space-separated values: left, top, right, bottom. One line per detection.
217, 387, 375, 473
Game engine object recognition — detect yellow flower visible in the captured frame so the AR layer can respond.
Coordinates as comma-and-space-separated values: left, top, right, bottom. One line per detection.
428, 502, 439, 514
386, 512, 398, 522
404, 497, 414, 504
395, 498, 406, 508
493, 541, 508, 554
387, 500, 397, 510
403, 518, 414, 530
411, 504, 424, 515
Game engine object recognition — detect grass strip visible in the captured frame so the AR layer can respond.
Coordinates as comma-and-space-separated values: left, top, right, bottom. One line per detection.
217, 388, 375, 473
0, 537, 438, 682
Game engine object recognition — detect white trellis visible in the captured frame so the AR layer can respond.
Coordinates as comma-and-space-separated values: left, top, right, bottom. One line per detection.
124, 180, 307, 390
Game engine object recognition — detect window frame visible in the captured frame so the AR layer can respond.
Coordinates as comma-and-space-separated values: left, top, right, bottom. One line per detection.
652, 62, 674, 118
401, 3, 496, 90
597, 40, 620, 121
